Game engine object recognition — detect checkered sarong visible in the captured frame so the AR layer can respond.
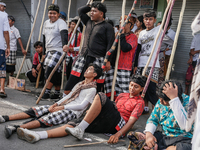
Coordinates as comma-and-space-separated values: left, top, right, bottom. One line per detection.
116, 116, 126, 131
32, 105, 77, 127
105, 68, 131, 97
135, 67, 159, 83
6, 51, 16, 65
44, 50, 63, 72
71, 56, 105, 82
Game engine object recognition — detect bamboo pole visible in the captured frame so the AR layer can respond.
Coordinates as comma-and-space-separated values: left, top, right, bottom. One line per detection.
165, 0, 186, 80
35, 0, 48, 88
142, 0, 172, 76
16, 0, 41, 80
110, 0, 126, 101
61, 0, 72, 89
36, 0, 93, 104
64, 140, 125, 148
141, 0, 175, 99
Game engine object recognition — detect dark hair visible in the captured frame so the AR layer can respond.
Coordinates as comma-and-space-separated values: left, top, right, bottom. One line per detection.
157, 21, 162, 24
157, 80, 183, 102
71, 19, 78, 24
88, 63, 103, 79
91, 2, 107, 19
163, 15, 173, 34
48, 4, 59, 13
106, 19, 114, 27
137, 15, 146, 29
143, 9, 156, 18
8, 15, 15, 22
130, 75, 147, 87
34, 41, 43, 48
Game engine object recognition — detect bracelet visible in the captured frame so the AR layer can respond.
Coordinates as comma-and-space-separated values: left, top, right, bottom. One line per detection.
119, 130, 123, 137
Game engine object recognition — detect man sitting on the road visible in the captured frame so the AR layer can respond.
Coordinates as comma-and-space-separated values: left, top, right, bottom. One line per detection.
129, 81, 193, 150
14, 75, 146, 144
0, 64, 102, 139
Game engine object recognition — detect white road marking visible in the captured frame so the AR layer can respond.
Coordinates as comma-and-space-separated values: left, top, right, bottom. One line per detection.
0, 99, 27, 111
1, 99, 127, 150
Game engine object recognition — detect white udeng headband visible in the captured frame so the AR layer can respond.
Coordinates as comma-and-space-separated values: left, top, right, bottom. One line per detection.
0, 2, 6, 7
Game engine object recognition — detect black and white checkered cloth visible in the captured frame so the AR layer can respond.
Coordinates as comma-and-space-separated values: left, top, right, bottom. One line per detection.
72, 56, 105, 80
44, 50, 63, 72
105, 68, 131, 96
65, 55, 71, 66
135, 67, 159, 83
6, 51, 16, 64
32, 105, 77, 127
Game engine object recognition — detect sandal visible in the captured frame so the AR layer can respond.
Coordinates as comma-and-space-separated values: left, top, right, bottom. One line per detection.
0, 91, 7, 98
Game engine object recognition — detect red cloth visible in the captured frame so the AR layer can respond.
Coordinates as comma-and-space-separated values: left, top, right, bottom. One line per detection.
118, 33, 137, 70
33, 52, 40, 66
67, 31, 82, 57
116, 93, 144, 122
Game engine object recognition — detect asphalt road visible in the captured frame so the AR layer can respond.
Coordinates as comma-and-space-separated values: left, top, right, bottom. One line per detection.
0, 85, 150, 150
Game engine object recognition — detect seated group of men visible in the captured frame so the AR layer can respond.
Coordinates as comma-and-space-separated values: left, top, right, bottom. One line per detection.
0, 64, 193, 150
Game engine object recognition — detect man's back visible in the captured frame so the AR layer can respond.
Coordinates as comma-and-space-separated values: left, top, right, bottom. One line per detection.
0, 11, 9, 50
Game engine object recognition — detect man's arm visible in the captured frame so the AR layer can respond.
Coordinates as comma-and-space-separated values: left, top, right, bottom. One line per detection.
163, 82, 187, 130
190, 48, 200, 56
120, 34, 137, 52
78, 5, 91, 25
108, 116, 137, 144
4, 31, 10, 57
17, 38, 27, 55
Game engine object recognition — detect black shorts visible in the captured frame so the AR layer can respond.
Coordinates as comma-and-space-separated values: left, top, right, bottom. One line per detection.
145, 81, 158, 105
68, 92, 121, 134
45, 66, 61, 86
6, 65, 15, 73
154, 131, 192, 150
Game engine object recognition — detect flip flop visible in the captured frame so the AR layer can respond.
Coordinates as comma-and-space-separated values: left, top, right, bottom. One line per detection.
0, 91, 7, 98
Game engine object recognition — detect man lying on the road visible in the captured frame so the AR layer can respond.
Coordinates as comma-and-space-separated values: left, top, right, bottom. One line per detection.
15, 75, 146, 144
0, 64, 102, 139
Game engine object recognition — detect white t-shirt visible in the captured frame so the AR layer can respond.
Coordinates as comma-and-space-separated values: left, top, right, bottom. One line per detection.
5, 25, 21, 51
0, 11, 10, 50
56, 84, 96, 118
190, 32, 200, 61
138, 26, 161, 68
42, 18, 67, 53
165, 28, 176, 56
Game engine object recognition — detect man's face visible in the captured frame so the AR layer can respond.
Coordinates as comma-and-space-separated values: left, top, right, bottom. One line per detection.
90, 7, 103, 22
35, 46, 43, 54
143, 17, 156, 30
0, 4, 4, 11
8, 19, 14, 27
70, 22, 76, 31
129, 81, 143, 97
48, 10, 59, 22
130, 17, 136, 24
160, 98, 169, 106
84, 66, 97, 79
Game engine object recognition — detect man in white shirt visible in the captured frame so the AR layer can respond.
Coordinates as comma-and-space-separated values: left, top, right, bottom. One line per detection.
0, 10, 10, 98
0, 2, 6, 12
6, 15, 26, 78
0, 64, 102, 139
134, 10, 161, 113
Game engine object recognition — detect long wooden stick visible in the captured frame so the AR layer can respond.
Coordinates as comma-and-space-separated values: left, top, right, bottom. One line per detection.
102, 0, 137, 69
142, 0, 172, 76
141, 0, 175, 99
64, 140, 125, 148
36, 0, 92, 104
165, 0, 186, 80
110, 0, 126, 101
16, 0, 41, 80
61, 0, 72, 89
35, 0, 48, 88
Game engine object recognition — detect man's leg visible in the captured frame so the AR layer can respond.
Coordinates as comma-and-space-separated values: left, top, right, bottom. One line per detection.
166, 146, 176, 150
7, 112, 31, 121
0, 78, 5, 92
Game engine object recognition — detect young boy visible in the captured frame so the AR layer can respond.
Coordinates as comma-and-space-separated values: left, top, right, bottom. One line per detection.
134, 10, 161, 113
0, 64, 102, 139
6, 15, 26, 78
14, 75, 145, 144
26, 41, 44, 83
